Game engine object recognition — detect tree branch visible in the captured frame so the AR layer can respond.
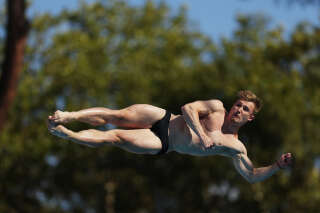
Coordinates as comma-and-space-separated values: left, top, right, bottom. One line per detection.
0, 0, 29, 131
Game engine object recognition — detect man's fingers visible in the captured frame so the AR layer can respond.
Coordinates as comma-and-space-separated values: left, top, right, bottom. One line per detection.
282, 153, 295, 168
204, 143, 215, 150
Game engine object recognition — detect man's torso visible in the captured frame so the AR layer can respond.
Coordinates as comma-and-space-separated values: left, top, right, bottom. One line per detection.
168, 109, 245, 157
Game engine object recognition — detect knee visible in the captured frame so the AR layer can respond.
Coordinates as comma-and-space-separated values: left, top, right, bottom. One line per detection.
123, 104, 148, 116
85, 129, 122, 147
107, 130, 122, 144
119, 105, 138, 120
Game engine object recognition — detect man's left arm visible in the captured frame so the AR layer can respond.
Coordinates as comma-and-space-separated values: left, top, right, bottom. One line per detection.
232, 151, 294, 184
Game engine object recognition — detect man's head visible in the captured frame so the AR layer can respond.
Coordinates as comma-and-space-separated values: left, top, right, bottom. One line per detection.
227, 90, 262, 125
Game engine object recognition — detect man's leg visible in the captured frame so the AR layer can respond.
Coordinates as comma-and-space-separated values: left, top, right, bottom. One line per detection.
48, 121, 163, 154
49, 104, 166, 128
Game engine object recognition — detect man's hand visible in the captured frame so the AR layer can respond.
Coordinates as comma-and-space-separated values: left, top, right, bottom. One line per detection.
201, 134, 215, 150
276, 153, 294, 169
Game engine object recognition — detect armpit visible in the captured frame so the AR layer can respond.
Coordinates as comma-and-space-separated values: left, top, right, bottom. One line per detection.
233, 152, 254, 171
217, 136, 247, 154
213, 144, 243, 157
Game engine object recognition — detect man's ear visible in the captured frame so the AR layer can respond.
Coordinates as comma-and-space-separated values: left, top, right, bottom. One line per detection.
248, 113, 255, 122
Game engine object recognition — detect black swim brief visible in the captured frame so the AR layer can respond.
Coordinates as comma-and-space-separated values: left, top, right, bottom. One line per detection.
150, 110, 171, 155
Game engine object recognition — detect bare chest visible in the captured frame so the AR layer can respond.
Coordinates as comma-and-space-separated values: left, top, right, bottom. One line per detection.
199, 111, 225, 132
169, 111, 245, 156
172, 122, 244, 157
205, 131, 244, 157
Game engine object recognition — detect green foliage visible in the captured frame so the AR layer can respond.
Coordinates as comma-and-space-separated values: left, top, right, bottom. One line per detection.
1, 0, 320, 212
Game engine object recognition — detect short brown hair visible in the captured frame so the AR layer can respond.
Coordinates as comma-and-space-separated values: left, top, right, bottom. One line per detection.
237, 90, 263, 114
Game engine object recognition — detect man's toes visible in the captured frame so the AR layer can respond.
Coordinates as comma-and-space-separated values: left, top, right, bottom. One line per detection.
48, 119, 56, 126
48, 115, 55, 121
52, 111, 69, 123
48, 124, 68, 138
54, 110, 62, 116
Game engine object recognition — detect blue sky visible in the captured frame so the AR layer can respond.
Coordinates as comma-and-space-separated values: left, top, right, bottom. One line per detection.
3, 0, 318, 41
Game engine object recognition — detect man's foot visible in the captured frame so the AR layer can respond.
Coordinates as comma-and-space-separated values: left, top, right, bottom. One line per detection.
48, 110, 75, 124
48, 119, 70, 140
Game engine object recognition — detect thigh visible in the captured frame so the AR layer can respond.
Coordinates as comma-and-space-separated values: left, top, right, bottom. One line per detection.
122, 104, 167, 128
115, 129, 163, 154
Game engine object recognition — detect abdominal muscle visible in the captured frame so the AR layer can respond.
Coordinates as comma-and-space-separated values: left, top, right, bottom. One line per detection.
168, 114, 243, 157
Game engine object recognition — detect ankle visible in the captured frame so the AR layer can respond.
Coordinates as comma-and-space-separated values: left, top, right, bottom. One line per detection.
68, 111, 79, 121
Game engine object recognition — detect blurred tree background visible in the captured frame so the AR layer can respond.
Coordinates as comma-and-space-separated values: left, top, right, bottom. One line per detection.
0, 0, 320, 212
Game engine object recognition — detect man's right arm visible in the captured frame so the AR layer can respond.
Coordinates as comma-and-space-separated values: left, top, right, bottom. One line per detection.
232, 151, 294, 183
181, 100, 224, 149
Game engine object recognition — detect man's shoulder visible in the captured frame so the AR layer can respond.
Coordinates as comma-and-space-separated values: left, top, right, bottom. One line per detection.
218, 134, 247, 154
236, 139, 247, 155
210, 132, 247, 157
206, 99, 225, 112
183, 99, 225, 114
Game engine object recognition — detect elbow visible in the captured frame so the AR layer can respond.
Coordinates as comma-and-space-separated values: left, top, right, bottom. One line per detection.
246, 170, 258, 184
247, 172, 261, 184
181, 105, 186, 113
246, 177, 257, 184
181, 104, 191, 114
244, 174, 256, 184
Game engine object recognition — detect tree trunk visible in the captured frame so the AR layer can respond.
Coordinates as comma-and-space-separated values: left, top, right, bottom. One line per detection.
0, 0, 29, 131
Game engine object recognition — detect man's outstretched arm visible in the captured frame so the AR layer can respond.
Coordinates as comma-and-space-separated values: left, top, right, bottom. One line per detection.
232, 152, 293, 183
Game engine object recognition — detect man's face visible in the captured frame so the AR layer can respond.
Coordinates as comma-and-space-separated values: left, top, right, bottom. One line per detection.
228, 99, 256, 125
